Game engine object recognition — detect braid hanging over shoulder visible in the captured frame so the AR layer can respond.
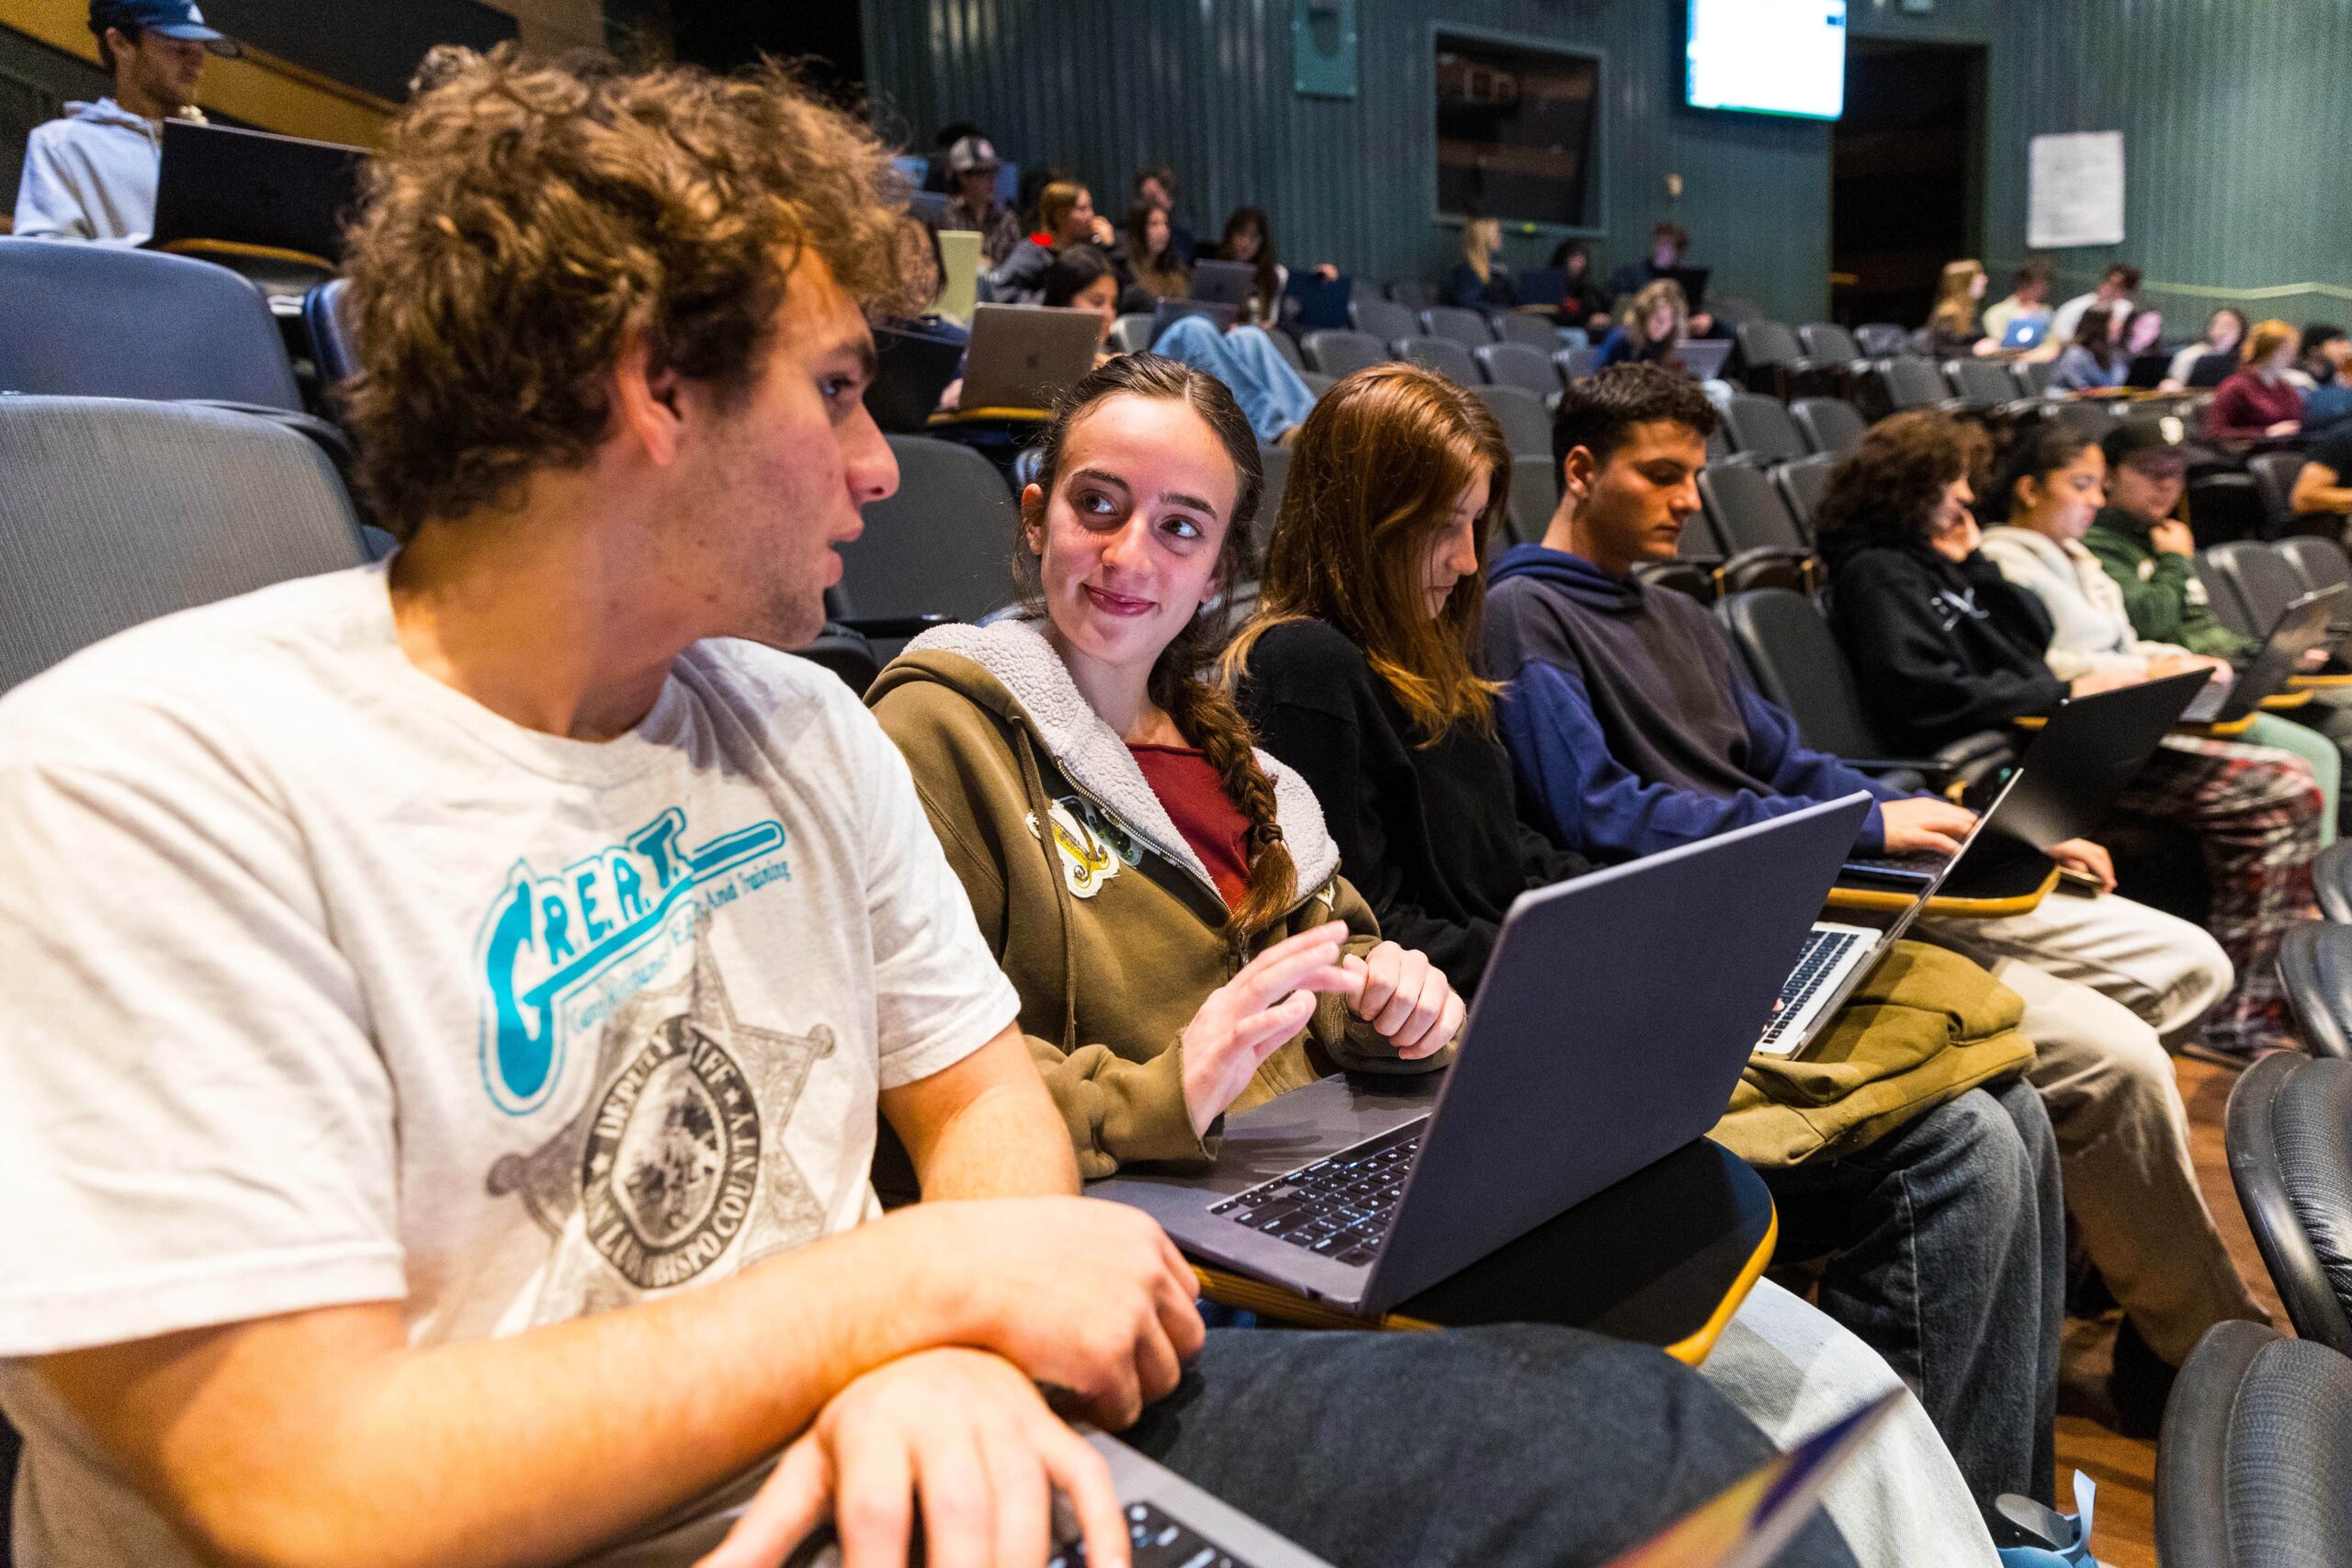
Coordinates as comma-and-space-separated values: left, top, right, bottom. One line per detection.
1159, 672, 1296, 958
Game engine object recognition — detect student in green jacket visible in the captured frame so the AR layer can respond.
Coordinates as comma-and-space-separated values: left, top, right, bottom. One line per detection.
2084, 415, 2352, 826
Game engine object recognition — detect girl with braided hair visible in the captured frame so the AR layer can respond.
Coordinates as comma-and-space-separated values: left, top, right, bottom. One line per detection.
869, 354, 1462, 1178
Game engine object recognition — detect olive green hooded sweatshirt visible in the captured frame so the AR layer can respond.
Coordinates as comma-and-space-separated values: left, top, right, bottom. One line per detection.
869, 619, 1450, 1179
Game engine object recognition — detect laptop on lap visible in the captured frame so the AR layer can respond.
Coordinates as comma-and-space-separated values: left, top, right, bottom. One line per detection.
152, 119, 367, 261
1189, 259, 1261, 310
2181, 584, 2344, 724
1089, 795, 1871, 1317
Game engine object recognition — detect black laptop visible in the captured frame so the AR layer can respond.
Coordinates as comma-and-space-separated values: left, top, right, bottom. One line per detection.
2181, 584, 2345, 724
151, 118, 367, 261
1838, 669, 2211, 898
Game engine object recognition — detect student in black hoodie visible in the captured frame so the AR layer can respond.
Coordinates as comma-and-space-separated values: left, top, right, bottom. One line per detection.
1819, 411, 2324, 1061
1225, 364, 2062, 1523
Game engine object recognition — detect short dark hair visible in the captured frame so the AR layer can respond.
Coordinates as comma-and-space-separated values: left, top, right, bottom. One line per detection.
2301, 322, 2349, 355
91, 12, 141, 72
1040, 243, 1114, 309
1135, 164, 1176, 196
2104, 264, 2143, 290
1550, 363, 1718, 478
1650, 220, 1690, 251
2014, 258, 2052, 288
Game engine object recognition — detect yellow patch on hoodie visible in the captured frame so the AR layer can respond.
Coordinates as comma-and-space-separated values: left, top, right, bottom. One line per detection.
1028, 797, 1123, 897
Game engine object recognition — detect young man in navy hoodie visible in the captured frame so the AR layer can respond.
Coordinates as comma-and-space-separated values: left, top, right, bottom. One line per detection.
1481, 364, 2268, 1431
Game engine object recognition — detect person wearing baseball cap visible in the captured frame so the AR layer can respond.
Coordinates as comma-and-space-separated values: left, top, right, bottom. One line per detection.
11, 0, 239, 243
2085, 414, 2352, 829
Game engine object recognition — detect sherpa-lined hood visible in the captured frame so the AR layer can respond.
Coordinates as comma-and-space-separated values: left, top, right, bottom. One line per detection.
868, 616, 1342, 905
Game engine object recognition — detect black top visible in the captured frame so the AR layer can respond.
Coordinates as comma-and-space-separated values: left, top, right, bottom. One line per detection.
1442, 263, 1518, 312
1234, 617, 1590, 999
1818, 530, 2069, 753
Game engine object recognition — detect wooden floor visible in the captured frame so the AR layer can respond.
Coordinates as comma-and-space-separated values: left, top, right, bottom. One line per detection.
2047, 1055, 2277, 1568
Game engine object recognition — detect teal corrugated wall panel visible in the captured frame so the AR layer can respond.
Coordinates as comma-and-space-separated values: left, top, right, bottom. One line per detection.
862, 0, 1836, 323
864, 0, 2352, 331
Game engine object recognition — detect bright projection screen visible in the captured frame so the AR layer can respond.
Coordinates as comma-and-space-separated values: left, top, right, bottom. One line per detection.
1684, 0, 1848, 120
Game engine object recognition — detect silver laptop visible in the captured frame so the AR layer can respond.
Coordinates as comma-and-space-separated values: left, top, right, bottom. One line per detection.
784, 1430, 1333, 1568
1189, 259, 1260, 309
959, 303, 1105, 412
1756, 773, 2022, 1059
1674, 338, 1735, 380
1088, 795, 1872, 1317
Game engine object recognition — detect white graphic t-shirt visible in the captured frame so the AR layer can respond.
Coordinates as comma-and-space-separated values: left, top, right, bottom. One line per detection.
0, 565, 1020, 1564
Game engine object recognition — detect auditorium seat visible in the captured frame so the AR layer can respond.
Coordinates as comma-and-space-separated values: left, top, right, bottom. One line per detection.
1697, 459, 1815, 594
2157, 1319, 2352, 1568
1507, 453, 1559, 545
2248, 449, 2309, 534
0, 238, 300, 410
1797, 322, 1863, 364
1852, 323, 1908, 358
1715, 587, 2012, 789
1264, 327, 1307, 371
2202, 539, 2312, 636
2281, 535, 2352, 595
1772, 452, 1837, 532
2279, 921, 2352, 1056
1300, 369, 1337, 399
1419, 306, 1494, 348
836, 435, 1020, 628
1790, 397, 1866, 457
1350, 296, 1419, 344
0, 398, 369, 693
1720, 393, 1807, 464
2315, 841, 2352, 922
2012, 359, 2055, 399
1866, 356, 1960, 416
1944, 357, 2027, 410
1733, 321, 1825, 399
1304, 329, 1387, 378
1489, 312, 1559, 352
1555, 344, 1602, 385
302, 278, 358, 389
1253, 442, 1291, 550
1385, 278, 1437, 310
2223, 1053, 2352, 1351
1471, 384, 1552, 458
1476, 342, 1562, 396
1110, 312, 1158, 354
2188, 472, 2269, 547
1392, 336, 1478, 384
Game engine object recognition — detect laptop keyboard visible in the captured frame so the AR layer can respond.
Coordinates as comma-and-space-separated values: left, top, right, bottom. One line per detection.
1756, 926, 1868, 1052
1049, 1500, 1265, 1568
1206, 1120, 1426, 1268
1843, 850, 1942, 877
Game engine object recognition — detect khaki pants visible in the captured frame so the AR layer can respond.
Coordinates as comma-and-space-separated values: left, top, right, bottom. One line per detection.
1922, 888, 2271, 1366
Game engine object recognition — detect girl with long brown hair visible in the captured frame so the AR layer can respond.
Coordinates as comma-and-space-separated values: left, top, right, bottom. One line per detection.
868, 355, 1461, 1177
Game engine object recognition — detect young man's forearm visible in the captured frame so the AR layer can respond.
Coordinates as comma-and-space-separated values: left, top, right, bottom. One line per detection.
39, 1213, 985, 1568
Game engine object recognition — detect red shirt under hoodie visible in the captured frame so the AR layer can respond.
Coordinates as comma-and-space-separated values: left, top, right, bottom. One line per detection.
1128, 743, 1251, 908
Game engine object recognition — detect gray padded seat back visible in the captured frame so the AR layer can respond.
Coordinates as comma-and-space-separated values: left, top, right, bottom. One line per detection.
2013, 359, 2055, 398
1555, 344, 1602, 384
1852, 323, 1907, 359
1476, 342, 1559, 396
1699, 460, 1807, 554
1471, 384, 1551, 458
2272, 1058, 2352, 1328
1790, 397, 1866, 457
2207, 540, 2309, 633
1109, 313, 1158, 355
1946, 358, 2019, 406
2279, 922, 2352, 1057
2316, 840, 2352, 924
2159, 1322, 2352, 1568
1507, 453, 1558, 546
0, 397, 368, 693
1419, 306, 1494, 347
2281, 536, 2352, 594
1349, 298, 1419, 343
1265, 328, 1306, 371
1773, 452, 1837, 532
1393, 336, 1477, 384
1303, 329, 1386, 378
1253, 442, 1291, 552
1385, 278, 1436, 310
1736, 321, 1803, 368
0, 238, 300, 410
1714, 588, 1889, 760
1722, 394, 1806, 464
1490, 312, 1558, 350
2225, 1055, 2352, 1357
2249, 449, 2306, 525
302, 277, 359, 389
1798, 322, 1860, 362
1877, 356, 1950, 410
837, 435, 1019, 626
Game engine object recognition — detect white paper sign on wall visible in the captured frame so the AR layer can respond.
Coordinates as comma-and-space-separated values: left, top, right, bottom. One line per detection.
2028, 130, 2126, 249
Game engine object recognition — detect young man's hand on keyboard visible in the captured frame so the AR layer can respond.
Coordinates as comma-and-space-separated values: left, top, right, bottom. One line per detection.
1880, 797, 1977, 857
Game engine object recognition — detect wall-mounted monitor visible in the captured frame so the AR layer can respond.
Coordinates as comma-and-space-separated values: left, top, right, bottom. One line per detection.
1685, 0, 1848, 121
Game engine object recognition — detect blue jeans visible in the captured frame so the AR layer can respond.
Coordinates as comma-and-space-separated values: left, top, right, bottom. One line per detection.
1150, 315, 1318, 444
1764, 1077, 2064, 1513
1128, 1323, 1860, 1568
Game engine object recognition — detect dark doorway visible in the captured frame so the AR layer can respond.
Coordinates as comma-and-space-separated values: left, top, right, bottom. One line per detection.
1830, 38, 1984, 330
664, 2, 865, 105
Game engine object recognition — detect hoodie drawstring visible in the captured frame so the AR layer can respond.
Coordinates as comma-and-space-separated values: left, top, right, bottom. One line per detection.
1013, 729, 1081, 1055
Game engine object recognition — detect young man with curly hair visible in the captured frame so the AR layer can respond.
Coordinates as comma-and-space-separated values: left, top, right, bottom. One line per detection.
0, 50, 1862, 1568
